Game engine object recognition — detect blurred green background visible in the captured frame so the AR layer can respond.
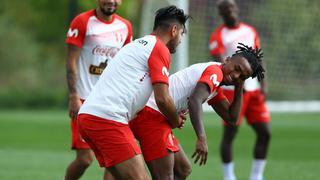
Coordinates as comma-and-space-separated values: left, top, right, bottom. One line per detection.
1, 0, 319, 179
1, 0, 319, 109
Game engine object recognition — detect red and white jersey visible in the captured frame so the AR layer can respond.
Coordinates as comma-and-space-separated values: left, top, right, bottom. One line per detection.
147, 62, 226, 113
209, 23, 260, 91
66, 10, 133, 99
79, 35, 170, 124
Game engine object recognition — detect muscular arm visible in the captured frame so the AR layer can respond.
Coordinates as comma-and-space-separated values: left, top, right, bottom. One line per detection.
188, 82, 211, 166
153, 83, 182, 128
211, 82, 244, 126
188, 82, 211, 141
66, 44, 82, 118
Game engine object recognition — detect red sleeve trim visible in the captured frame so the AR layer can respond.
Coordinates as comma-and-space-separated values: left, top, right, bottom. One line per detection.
65, 10, 93, 48
198, 65, 223, 93
148, 38, 170, 84
209, 25, 225, 56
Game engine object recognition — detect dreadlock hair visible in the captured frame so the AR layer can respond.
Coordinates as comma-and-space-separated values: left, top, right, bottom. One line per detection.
232, 43, 265, 81
153, 5, 190, 33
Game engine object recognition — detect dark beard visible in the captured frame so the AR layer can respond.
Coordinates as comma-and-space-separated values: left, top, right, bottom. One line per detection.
101, 8, 116, 16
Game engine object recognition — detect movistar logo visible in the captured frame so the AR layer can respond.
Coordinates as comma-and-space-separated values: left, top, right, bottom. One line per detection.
210, 74, 220, 87
67, 28, 79, 38
162, 67, 169, 77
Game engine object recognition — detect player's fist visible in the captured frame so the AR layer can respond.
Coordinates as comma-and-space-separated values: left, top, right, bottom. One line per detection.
68, 94, 81, 119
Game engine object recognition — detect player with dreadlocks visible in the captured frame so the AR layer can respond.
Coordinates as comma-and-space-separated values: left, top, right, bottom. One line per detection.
129, 43, 264, 180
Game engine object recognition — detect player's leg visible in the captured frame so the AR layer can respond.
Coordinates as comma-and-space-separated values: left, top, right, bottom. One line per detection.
220, 89, 247, 180
173, 145, 192, 180
130, 106, 186, 180
250, 122, 271, 160
146, 152, 175, 180
248, 122, 271, 180
220, 125, 238, 180
246, 90, 271, 180
65, 117, 94, 180
78, 114, 150, 180
103, 169, 115, 180
108, 154, 149, 180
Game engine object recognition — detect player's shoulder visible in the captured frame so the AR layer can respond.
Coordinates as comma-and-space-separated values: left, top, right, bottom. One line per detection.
204, 62, 223, 78
211, 24, 225, 34
72, 9, 95, 22
241, 22, 258, 32
114, 14, 132, 25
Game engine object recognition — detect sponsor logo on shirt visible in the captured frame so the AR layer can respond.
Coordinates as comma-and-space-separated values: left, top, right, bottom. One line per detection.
67, 28, 79, 38
89, 60, 108, 75
162, 67, 169, 77
92, 45, 119, 57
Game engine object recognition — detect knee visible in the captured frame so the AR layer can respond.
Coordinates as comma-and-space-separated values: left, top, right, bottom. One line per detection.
76, 154, 93, 168
181, 163, 192, 178
258, 129, 271, 143
176, 161, 192, 178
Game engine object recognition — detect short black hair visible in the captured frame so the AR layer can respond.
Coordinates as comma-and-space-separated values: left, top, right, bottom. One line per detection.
233, 43, 265, 81
153, 5, 190, 32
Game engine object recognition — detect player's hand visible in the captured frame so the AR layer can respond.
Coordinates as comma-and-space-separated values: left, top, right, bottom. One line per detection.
68, 94, 81, 119
178, 112, 187, 129
191, 137, 208, 166
233, 76, 245, 87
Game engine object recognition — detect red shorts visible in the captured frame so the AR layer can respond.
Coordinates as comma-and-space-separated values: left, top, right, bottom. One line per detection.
71, 116, 90, 149
70, 99, 90, 149
129, 106, 179, 162
223, 89, 270, 125
77, 114, 141, 167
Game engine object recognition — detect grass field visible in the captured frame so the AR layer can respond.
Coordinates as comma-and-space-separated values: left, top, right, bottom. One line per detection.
0, 110, 319, 180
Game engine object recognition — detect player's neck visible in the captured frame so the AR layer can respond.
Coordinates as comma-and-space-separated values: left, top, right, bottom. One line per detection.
225, 21, 241, 29
151, 30, 170, 45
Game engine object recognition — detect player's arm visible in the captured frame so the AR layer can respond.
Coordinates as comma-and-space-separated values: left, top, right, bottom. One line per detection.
260, 60, 268, 97
188, 82, 211, 166
211, 81, 244, 126
153, 83, 185, 128
66, 44, 82, 118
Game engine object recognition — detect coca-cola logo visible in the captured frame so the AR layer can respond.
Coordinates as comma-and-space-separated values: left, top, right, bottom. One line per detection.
92, 45, 119, 57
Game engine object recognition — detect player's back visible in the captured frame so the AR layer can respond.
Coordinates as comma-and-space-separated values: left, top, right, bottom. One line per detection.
147, 62, 221, 112
79, 35, 159, 124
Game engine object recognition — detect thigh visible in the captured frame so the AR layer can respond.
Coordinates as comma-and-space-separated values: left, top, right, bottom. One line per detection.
110, 154, 150, 180
174, 145, 191, 174
130, 106, 179, 162
146, 152, 175, 180
78, 114, 141, 168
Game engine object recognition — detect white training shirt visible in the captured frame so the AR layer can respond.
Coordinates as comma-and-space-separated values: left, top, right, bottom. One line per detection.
66, 9, 132, 99
147, 62, 226, 113
79, 35, 171, 124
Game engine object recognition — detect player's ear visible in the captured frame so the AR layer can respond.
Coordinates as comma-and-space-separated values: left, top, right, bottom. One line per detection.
170, 24, 178, 37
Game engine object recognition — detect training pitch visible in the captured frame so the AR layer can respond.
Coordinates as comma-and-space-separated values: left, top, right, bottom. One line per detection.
0, 110, 319, 179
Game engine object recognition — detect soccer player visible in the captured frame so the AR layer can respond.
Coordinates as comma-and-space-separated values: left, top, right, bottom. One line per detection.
77, 5, 190, 180
64, 0, 132, 179
129, 43, 265, 180
208, 1, 271, 180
